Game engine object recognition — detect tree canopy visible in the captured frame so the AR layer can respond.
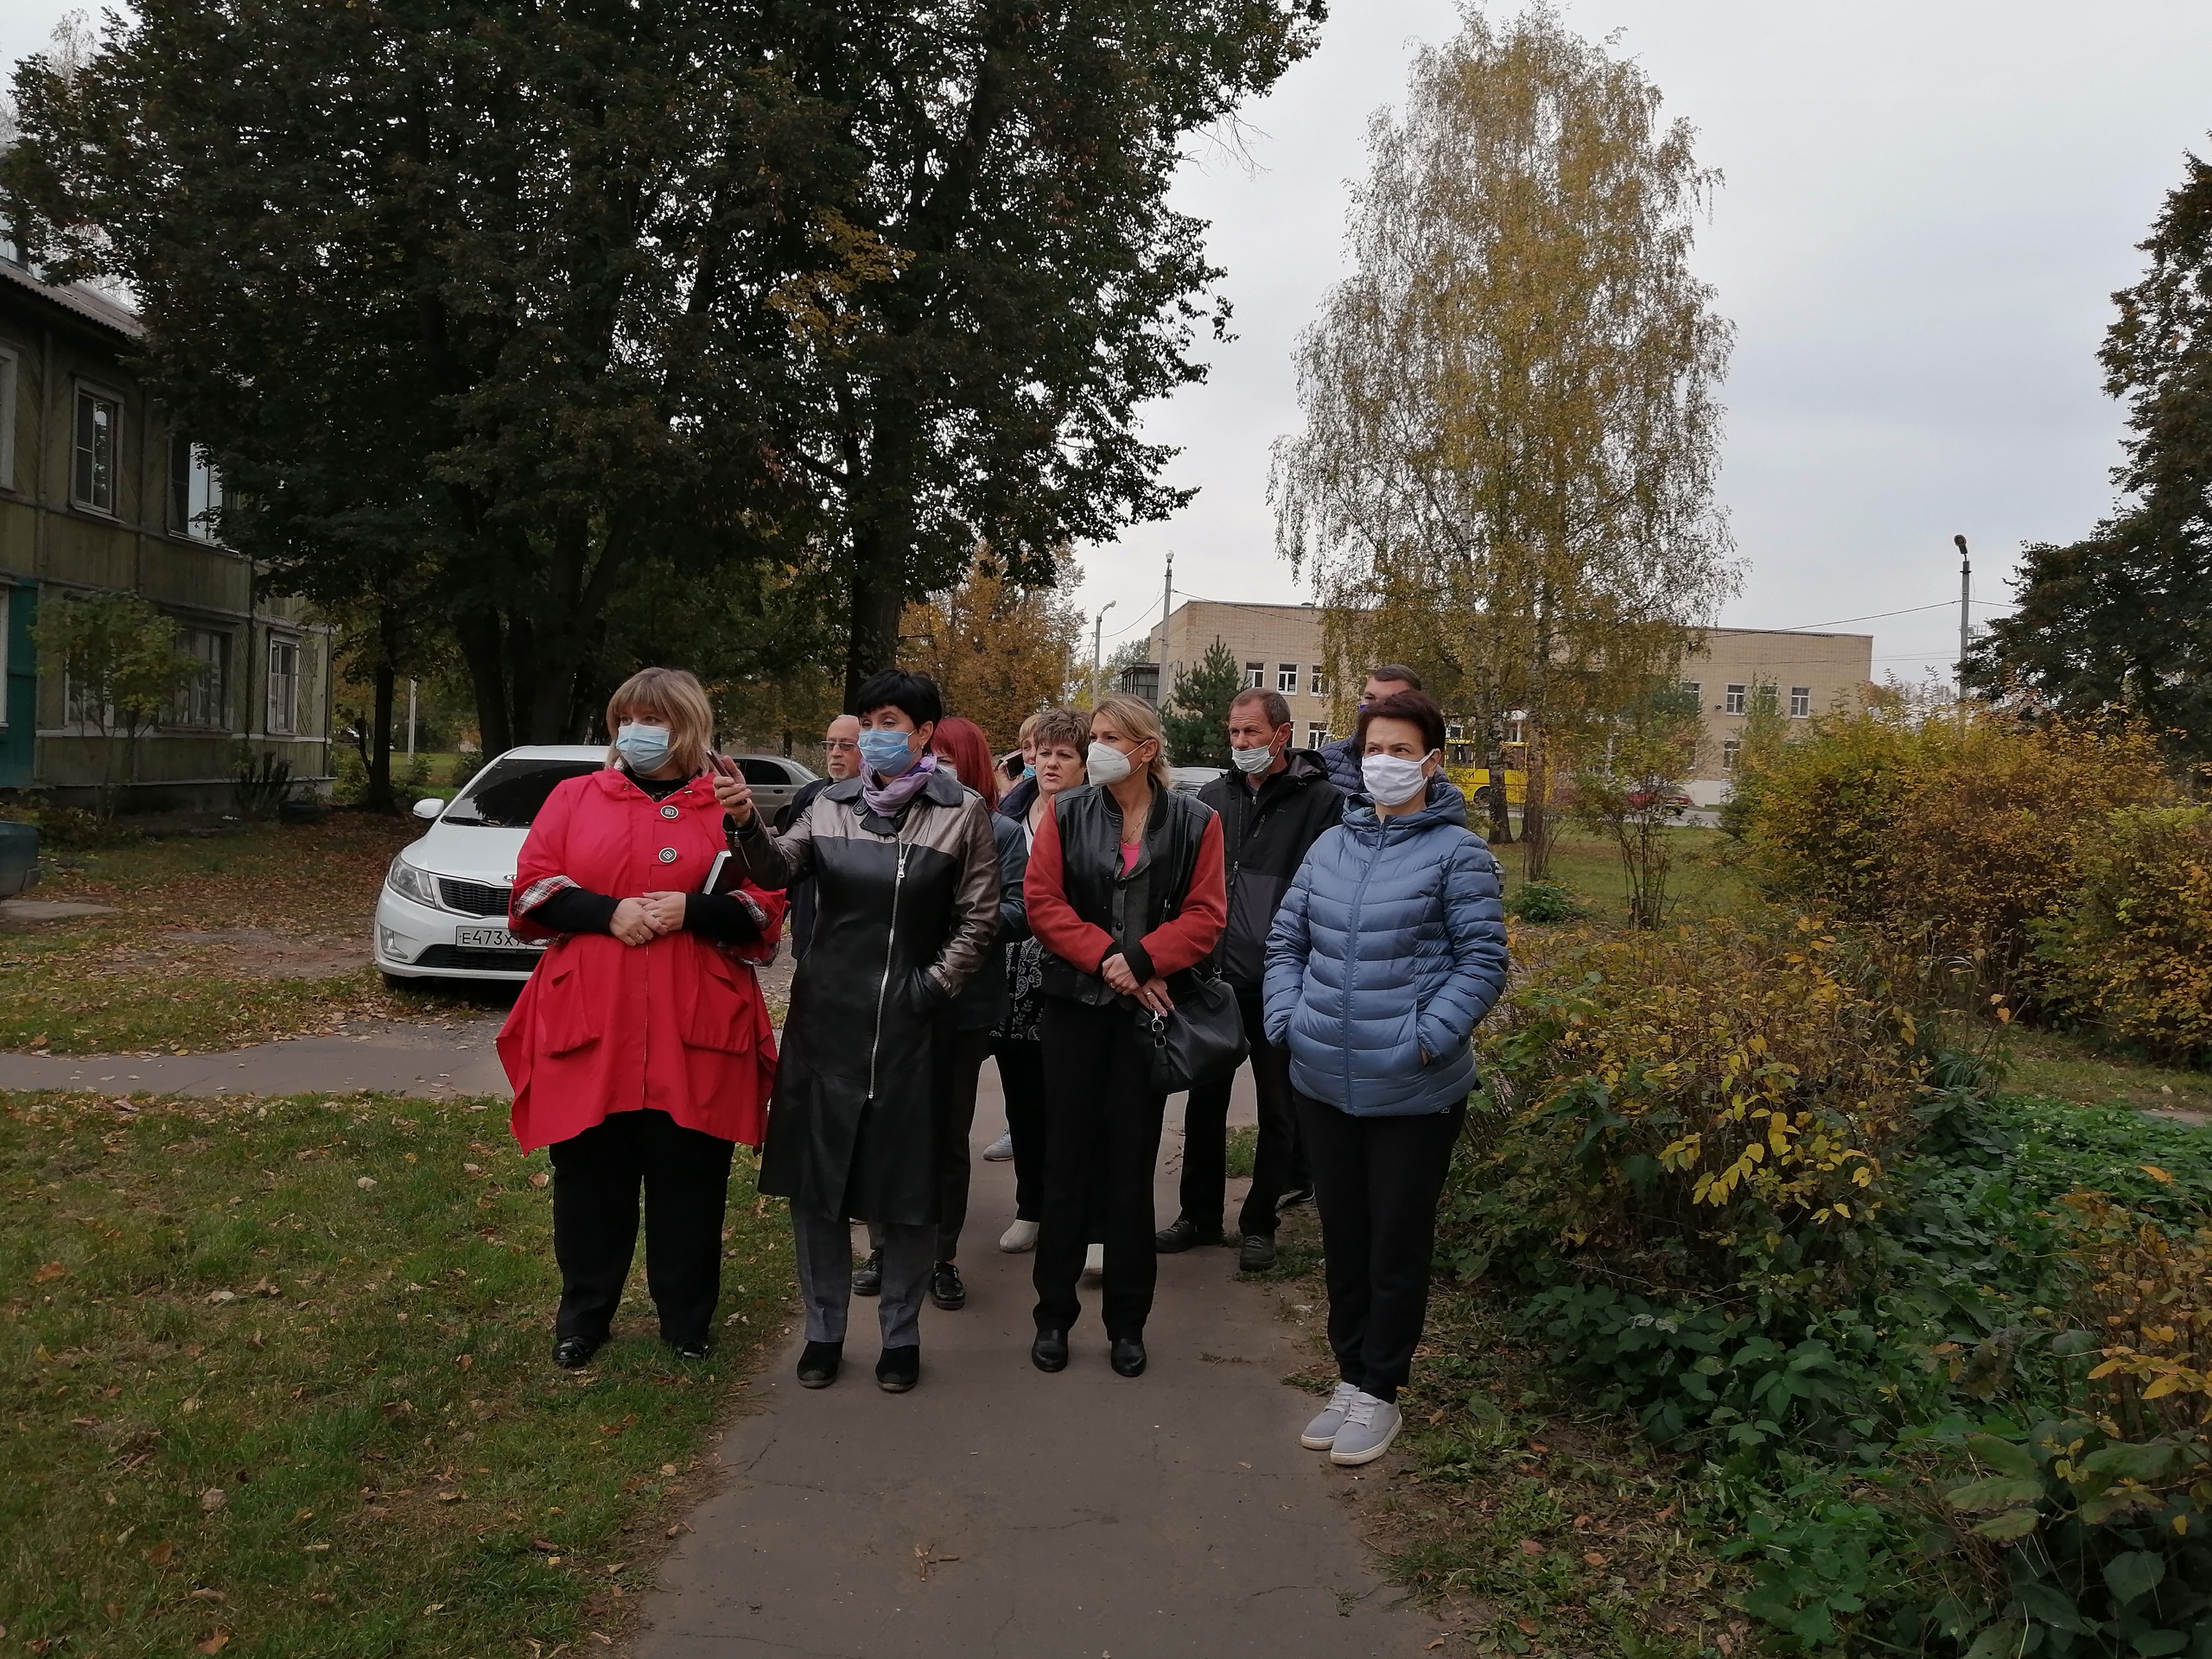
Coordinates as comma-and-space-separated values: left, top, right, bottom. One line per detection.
1967, 151, 2212, 760
1271, 6, 1736, 874
1162, 638, 1242, 767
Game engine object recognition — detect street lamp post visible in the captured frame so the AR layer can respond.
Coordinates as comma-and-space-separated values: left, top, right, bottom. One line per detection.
1954, 533, 1971, 728
1091, 601, 1116, 705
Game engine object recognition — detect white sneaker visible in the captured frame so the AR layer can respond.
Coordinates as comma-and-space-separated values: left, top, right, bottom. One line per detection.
1083, 1242, 1104, 1281
999, 1217, 1039, 1253
982, 1130, 1015, 1161
1300, 1380, 1362, 1450
1328, 1391, 1402, 1465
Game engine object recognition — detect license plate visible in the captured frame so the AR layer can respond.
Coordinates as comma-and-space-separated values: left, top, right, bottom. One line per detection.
456, 926, 531, 949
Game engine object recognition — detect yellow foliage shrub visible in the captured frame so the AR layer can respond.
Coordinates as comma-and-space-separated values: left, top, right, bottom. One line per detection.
2033, 805, 2212, 1063
1461, 917, 1924, 1293
1730, 710, 2174, 995
2065, 1194, 2212, 1436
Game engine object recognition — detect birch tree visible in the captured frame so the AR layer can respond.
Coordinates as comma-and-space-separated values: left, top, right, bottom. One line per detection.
1272, 5, 1738, 874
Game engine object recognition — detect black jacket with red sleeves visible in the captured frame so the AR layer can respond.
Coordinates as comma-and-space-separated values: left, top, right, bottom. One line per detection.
1198, 748, 1345, 989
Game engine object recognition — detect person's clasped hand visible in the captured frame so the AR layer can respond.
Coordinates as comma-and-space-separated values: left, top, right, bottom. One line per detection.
610, 893, 682, 946
639, 891, 689, 934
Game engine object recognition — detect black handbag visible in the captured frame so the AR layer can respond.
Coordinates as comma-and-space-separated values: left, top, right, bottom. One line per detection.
1137, 975, 1249, 1095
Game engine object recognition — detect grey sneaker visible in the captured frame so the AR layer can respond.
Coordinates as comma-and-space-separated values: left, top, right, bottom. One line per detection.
1300, 1380, 1362, 1450
982, 1130, 1015, 1161
1328, 1390, 1402, 1465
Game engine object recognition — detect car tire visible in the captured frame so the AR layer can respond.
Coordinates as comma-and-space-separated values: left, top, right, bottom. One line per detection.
379, 970, 411, 992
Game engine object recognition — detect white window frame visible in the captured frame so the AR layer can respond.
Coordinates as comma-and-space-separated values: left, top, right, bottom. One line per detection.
1722, 737, 1742, 772
1724, 683, 1747, 716
72, 382, 124, 515
265, 634, 300, 735
1789, 685, 1812, 719
1307, 722, 1330, 747
0, 342, 19, 493
1310, 665, 1327, 697
173, 626, 231, 729
1277, 662, 1299, 696
170, 437, 226, 543
1243, 661, 1264, 690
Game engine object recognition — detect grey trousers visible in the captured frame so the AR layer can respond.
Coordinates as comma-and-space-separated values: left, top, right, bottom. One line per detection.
791, 1205, 932, 1348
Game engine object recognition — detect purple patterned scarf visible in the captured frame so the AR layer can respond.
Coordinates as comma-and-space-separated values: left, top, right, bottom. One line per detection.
861, 751, 938, 820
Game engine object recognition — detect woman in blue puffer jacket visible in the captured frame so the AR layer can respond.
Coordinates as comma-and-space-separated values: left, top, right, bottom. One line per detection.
1263, 689, 1508, 1467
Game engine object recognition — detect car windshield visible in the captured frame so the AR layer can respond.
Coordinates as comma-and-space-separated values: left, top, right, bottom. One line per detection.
440, 759, 603, 827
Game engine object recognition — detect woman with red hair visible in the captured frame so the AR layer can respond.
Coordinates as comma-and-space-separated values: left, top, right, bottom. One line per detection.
849, 715, 1029, 1314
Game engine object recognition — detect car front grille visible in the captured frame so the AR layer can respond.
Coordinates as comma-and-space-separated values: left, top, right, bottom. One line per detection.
439, 879, 513, 917
413, 944, 543, 974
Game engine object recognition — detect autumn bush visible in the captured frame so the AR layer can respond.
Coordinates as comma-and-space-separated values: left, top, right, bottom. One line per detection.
2033, 805, 2212, 1064
1452, 916, 1924, 1298
1728, 707, 2175, 998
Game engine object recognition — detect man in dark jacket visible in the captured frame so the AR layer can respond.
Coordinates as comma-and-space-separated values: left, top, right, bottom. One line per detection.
1157, 687, 1343, 1271
1320, 664, 1470, 827
778, 714, 859, 959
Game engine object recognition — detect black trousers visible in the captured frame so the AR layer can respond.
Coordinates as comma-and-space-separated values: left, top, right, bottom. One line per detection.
1178, 986, 1309, 1237
1295, 1091, 1465, 1403
549, 1107, 734, 1346
995, 1038, 1049, 1221
931, 1025, 995, 1260
1033, 998, 1166, 1338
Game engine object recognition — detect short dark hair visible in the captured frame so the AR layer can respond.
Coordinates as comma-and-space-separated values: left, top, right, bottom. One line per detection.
1355, 689, 1446, 757
1229, 686, 1292, 728
1366, 664, 1423, 692
850, 669, 943, 729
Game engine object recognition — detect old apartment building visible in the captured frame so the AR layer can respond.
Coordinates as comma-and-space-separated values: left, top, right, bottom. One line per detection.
1134, 599, 1872, 800
0, 251, 332, 804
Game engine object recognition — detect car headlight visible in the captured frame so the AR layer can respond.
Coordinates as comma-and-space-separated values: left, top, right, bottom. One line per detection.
385, 855, 442, 908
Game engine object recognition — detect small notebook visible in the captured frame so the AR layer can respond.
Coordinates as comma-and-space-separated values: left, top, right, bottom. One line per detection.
702, 850, 733, 894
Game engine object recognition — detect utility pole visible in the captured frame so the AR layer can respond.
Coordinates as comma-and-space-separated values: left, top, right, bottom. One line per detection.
1954, 533, 1971, 728
405, 678, 418, 759
1162, 550, 1173, 636
1091, 601, 1116, 705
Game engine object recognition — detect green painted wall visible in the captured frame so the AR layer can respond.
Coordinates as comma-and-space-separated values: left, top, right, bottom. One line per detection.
2, 581, 35, 788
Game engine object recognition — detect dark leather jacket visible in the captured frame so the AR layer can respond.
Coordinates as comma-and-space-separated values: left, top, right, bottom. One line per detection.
1037, 783, 1215, 1007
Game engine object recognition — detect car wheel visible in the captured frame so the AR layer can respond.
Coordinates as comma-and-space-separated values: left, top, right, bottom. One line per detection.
379, 970, 412, 992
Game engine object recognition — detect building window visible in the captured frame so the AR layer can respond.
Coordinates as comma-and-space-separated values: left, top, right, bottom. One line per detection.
1277, 663, 1299, 695
1722, 738, 1741, 772
1683, 681, 1700, 704
0, 345, 18, 493
73, 388, 119, 512
1724, 683, 1747, 715
173, 628, 230, 728
1308, 722, 1330, 747
170, 439, 225, 541
266, 636, 299, 735
1243, 661, 1264, 690
1789, 685, 1812, 719
1310, 665, 1327, 697
1446, 722, 1465, 742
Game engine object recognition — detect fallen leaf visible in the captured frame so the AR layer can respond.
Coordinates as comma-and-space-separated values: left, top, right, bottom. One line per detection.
197, 1630, 231, 1654
189, 1589, 226, 1603
455, 1354, 474, 1370
530, 1173, 550, 1188
356, 1177, 378, 1191
200, 1489, 226, 1512
148, 1541, 176, 1566
532, 1537, 559, 1552
207, 1290, 238, 1306
1427, 1643, 1446, 1652
1517, 1539, 1543, 1555
1518, 1618, 1540, 1637
436, 1491, 461, 1503
1585, 1551, 1609, 1567
33, 1262, 68, 1283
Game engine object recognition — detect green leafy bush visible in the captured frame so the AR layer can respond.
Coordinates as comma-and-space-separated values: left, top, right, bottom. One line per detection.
2034, 805, 2212, 1063
1504, 877, 1592, 924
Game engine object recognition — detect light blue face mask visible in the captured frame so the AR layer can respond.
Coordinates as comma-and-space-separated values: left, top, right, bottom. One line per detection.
616, 721, 672, 771
857, 728, 915, 776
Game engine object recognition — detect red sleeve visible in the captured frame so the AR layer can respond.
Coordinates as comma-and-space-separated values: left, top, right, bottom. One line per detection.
507, 779, 578, 943
741, 878, 788, 950
1023, 796, 1116, 975
1135, 811, 1226, 979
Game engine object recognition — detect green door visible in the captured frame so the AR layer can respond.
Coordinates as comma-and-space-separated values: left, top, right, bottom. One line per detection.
1, 582, 35, 788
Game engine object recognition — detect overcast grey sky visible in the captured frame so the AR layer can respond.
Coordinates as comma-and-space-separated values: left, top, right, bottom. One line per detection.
9, 1, 2211, 687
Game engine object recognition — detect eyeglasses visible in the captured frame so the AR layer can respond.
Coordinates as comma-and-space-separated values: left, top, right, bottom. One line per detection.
823, 739, 859, 753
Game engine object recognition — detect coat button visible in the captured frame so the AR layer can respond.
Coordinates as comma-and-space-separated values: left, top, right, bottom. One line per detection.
658, 848, 677, 863
661, 804, 680, 820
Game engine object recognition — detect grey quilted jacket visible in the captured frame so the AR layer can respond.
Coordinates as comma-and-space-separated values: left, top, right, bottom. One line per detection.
1262, 793, 1509, 1116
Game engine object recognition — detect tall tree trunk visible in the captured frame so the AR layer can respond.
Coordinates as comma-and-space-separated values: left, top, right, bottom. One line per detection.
367, 655, 396, 812
844, 522, 906, 709
1483, 731, 1515, 843
1521, 722, 1553, 880
457, 609, 513, 760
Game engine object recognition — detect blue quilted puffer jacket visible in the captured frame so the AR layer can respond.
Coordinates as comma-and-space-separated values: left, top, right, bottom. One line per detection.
1262, 793, 1510, 1116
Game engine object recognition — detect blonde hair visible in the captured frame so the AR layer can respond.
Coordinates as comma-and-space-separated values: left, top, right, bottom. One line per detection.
605, 667, 715, 777
1091, 694, 1174, 791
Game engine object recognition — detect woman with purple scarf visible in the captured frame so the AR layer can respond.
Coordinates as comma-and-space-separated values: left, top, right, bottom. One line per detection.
717, 670, 1001, 1394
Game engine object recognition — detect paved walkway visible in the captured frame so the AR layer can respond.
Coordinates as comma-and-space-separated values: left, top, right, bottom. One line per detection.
637, 1066, 1440, 1659
0, 1017, 512, 1097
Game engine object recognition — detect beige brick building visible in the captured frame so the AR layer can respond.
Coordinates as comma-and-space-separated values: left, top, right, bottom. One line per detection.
1133, 601, 1872, 802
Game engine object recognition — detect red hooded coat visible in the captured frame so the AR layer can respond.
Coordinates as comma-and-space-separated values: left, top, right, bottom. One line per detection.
498, 768, 785, 1153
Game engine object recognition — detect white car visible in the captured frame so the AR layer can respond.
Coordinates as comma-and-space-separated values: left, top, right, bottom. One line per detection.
372, 745, 818, 984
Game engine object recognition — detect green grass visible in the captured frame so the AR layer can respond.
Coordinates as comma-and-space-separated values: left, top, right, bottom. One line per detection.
0, 1088, 796, 1657
1996, 1022, 2212, 1118
1497, 829, 1749, 928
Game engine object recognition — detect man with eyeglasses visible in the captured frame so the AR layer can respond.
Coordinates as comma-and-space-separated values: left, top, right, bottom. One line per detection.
779, 714, 861, 959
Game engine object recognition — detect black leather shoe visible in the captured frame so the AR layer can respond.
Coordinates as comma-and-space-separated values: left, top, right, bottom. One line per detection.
930, 1260, 967, 1311
551, 1333, 604, 1370
850, 1249, 882, 1297
1275, 1185, 1315, 1212
1238, 1232, 1279, 1273
796, 1340, 842, 1389
1154, 1216, 1222, 1254
1109, 1335, 1147, 1377
669, 1335, 713, 1362
1030, 1328, 1069, 1372
875, 1344, 920, 1392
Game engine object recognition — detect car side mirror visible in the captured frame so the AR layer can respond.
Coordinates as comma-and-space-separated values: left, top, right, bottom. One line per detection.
412, 798, 444, 821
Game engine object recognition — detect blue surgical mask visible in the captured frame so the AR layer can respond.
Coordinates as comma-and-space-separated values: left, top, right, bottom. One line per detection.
616, 721, 671, 771
857, 728, 914, 776
1022, 764, 1037, 779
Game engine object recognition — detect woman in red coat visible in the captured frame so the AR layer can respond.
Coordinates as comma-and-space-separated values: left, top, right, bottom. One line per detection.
498, 667, 785, 1370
